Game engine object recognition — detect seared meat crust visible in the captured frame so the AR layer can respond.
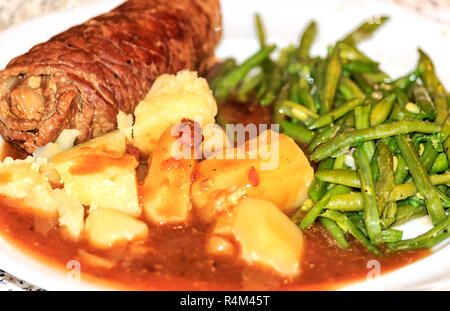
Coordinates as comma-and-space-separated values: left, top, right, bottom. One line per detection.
0, 0, 221, 153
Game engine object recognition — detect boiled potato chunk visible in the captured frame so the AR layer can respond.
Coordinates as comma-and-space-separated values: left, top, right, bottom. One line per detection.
85, 208, 149, 248
142, 124, 196, 224
206, 235, 235, 256
52, 188, 84, 241
0, 157, 57, 215
202, 124, 233, 159
191, 131, 314, 222
212, 198, 304, 277
133, 70, 217, 156
117, 111, 133, 142
51, 130, 126, 166
54, 147, 141, 217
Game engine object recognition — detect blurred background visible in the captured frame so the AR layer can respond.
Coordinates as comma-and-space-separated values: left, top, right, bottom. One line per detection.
0, 0, 450, 31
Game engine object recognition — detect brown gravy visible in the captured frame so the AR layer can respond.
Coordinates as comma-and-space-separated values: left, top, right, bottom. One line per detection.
0, 199, 428, 290
0, 100, 430, 290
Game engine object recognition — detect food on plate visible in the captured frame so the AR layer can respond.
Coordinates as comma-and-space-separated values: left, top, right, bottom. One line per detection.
0, 65, 317, 288
0, 4, 448, 291
0, 0, 221, 154
85, 208, 149, 249
191, 130, 314, 222
53, 147, 141, 217
209, 197, 304, 277
141, 120, 197, 224
53, 188, 85, 241
133, 70, 218, 156
209, 14, 450, 257
0, 157, 57, 216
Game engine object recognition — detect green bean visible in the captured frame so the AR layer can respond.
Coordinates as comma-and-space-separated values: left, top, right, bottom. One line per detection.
261, 46, 297, 106
289, 78, 300, 104
255, 14, 266, 48
283, 100, 319, 123
339, 43, 378, 64
351, 214, 368, 236
419, 141, 439, 173
394, 155, 409, 184
374, 141, 394, 212
298, 82, 318, 113
381, 228, 403, 243
388, 216, 450, 251
308, 158, 335, 202
215, 45, 276, 101
209, 58, 237, 92
430, 153, 449, 174
273, 86, 289, 125
430, 172, 450, 185
393, 71, 418, 89
390, 182, 421, 201
443, 134, 450, 164
342, 16, 389, 45
371, 148, 380, 182
393, 204, 428, 226
417, 49, 448, 125
316, 170, 450, 189
411, 83, 435, 118
261, 70, 283, 106
310, 120, 440, 162
323, 171, 450, 213
433, 92, 449, 126
417, 49, 444, 94
370, 94, 396, 126
394, 230, 450, 251
237, 72, 264, 101
315, 169, 361, 188
354, 104, 376, 160
381, 201, 397, 229
332, 154, 346, 170
342, 61, 380, 74
338, 76, 366, 100
319, 44, 342, 115
320, 217, 350, 248
320, 210, 380, 255
361, 72, 390, 85
354, 104, 370, 129
313, 58, 326, 99
307, 124, 340, 153
354, 147, 383, 245
300, 185, 351, 230
309, 98, 363, 130
395, 134, 446, 226
297, 21, 317, 61
281, 120, 314, 144
325, 192, 363, 211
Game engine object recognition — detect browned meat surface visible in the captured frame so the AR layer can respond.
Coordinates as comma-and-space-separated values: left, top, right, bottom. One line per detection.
0, 0, 222, 153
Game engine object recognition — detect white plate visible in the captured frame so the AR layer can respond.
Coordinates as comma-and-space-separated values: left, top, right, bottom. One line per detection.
0, 0, 449, 291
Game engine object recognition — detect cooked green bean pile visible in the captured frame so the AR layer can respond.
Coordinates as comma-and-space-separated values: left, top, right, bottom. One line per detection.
209, 15, 450, 254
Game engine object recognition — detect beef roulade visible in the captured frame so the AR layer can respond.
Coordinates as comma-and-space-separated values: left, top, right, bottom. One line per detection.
0, 0, 221, 153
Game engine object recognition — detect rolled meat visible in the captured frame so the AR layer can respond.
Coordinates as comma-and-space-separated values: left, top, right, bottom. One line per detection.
0, 0, 221, 153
